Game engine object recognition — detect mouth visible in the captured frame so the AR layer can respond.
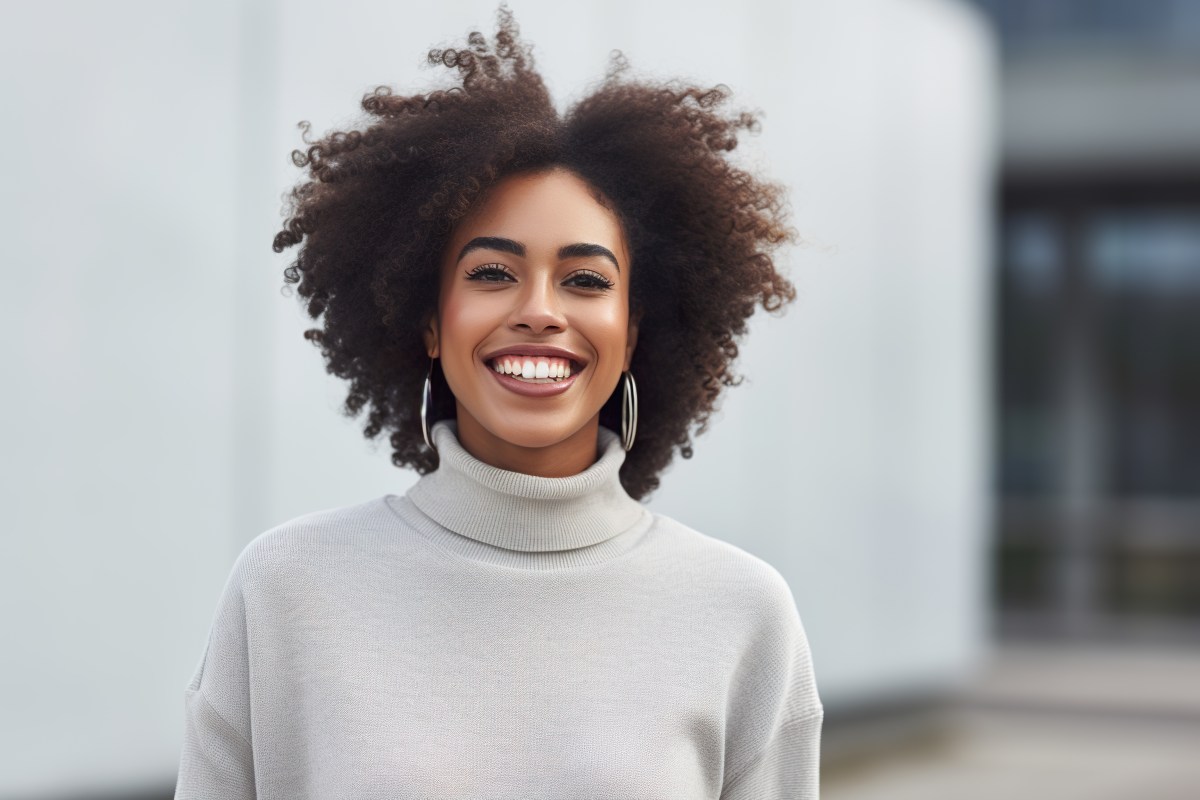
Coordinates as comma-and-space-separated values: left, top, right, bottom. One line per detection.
485, 354, 585, 384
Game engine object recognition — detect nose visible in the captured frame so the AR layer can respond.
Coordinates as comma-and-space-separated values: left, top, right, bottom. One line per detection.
508, 274, 566, 335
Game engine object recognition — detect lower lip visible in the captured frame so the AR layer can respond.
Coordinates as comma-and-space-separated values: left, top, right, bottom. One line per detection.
487, 365, 580, 397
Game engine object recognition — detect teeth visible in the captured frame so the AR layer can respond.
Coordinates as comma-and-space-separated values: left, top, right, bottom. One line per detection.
488, 355, 576, 383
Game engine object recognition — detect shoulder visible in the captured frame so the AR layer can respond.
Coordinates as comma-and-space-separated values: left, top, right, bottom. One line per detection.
644, 512, 802, 627
226, 496, 395, 595
647, 512, 821, 720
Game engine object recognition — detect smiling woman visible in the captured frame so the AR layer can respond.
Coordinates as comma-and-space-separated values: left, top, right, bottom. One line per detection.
175, 7, 822, 799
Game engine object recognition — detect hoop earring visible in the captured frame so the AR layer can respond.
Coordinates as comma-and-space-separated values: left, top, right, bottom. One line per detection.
620, 371, 638, 452
421, 359, 436, 452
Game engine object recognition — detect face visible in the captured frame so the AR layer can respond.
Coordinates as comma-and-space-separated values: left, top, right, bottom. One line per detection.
424, 167, 638, 471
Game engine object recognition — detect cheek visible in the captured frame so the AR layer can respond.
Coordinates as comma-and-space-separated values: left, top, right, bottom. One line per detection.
438, 289, 497, 354
570, 302, 629, 360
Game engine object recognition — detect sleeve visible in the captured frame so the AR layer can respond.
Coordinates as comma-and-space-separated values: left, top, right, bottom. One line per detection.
719, 567, 824, 799
175, 566, 257, 800
719, 707, 824, 799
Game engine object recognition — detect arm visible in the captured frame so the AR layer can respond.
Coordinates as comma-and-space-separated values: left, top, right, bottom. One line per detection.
720, 708, 824, 799
176, 683, 257, 798
719, 565, 823, 799
175, 568, 257, 799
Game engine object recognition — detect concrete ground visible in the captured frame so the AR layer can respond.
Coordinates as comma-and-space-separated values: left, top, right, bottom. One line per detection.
822, 642, 1200, 800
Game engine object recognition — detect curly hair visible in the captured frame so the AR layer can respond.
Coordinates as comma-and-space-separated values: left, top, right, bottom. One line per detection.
272, 7, 796, 500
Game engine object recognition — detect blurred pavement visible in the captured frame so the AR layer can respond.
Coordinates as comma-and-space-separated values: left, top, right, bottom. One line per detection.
824, 642, 1200, 800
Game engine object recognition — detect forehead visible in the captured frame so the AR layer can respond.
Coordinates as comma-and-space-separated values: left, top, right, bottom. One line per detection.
447, 168, 628, 260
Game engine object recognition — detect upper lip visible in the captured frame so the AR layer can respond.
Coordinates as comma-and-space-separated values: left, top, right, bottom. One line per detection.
481, 344, 588, 367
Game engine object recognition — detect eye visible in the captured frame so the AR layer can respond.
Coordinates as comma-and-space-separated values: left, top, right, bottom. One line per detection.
464, 263, 515, 282
565, 269, 615, 291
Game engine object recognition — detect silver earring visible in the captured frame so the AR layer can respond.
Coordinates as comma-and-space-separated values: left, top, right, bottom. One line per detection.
421, 359, 436, 452
620, 371, 638, 452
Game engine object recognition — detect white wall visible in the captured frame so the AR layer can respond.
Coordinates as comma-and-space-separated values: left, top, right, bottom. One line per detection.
0, 0, 994, 795
1, 2, 244, 795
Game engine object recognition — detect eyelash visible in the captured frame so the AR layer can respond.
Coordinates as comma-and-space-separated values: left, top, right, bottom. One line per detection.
567, 270, 615, 290
464, 264, 515, 282
464, 264, 615, 291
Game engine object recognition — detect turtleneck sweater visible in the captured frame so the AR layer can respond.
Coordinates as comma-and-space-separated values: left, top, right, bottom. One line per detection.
175, 421, 823, 799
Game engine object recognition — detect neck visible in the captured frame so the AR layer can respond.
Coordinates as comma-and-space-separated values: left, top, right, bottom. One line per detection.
453, 409, 602, 477
403, 419, 647, 561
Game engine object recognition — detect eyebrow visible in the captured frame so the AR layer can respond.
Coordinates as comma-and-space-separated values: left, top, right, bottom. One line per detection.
456, 236, 620, 271
558, 242, 620, 270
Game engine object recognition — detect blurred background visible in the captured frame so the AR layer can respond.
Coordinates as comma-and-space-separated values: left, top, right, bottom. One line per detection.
1, 0, 1197, 797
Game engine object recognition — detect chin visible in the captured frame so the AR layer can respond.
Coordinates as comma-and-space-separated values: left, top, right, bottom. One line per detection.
486, 418, 590, 451
458, 399, 597, 450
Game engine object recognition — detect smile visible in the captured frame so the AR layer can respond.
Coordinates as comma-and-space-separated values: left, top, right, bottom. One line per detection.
488, 355, 574, 383
484, 355, 583, 398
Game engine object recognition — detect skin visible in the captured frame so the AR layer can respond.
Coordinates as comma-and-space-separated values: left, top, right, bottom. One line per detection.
423, 167, 639, 477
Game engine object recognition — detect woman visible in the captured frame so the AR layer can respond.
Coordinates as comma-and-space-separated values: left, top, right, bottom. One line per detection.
176, 9, 822, 799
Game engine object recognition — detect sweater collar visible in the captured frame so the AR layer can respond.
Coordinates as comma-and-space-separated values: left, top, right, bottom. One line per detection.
405, 420, 646, 553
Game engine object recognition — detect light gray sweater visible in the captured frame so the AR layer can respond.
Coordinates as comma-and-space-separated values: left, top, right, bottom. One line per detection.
175, 421, 823, 799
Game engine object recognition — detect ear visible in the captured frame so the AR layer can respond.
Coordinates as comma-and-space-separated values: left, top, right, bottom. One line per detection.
422, 313, 440, 359
623, 307, 642, 371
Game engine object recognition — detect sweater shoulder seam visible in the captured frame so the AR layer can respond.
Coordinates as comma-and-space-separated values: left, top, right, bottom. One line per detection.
721, 706, 824, 793
187, 686, 254, 752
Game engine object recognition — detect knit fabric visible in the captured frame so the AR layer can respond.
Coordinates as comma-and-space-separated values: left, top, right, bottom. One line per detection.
175, 421, 823, 799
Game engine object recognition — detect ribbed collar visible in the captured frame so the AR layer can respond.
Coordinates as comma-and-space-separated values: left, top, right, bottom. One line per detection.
403, 421, 648, 558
